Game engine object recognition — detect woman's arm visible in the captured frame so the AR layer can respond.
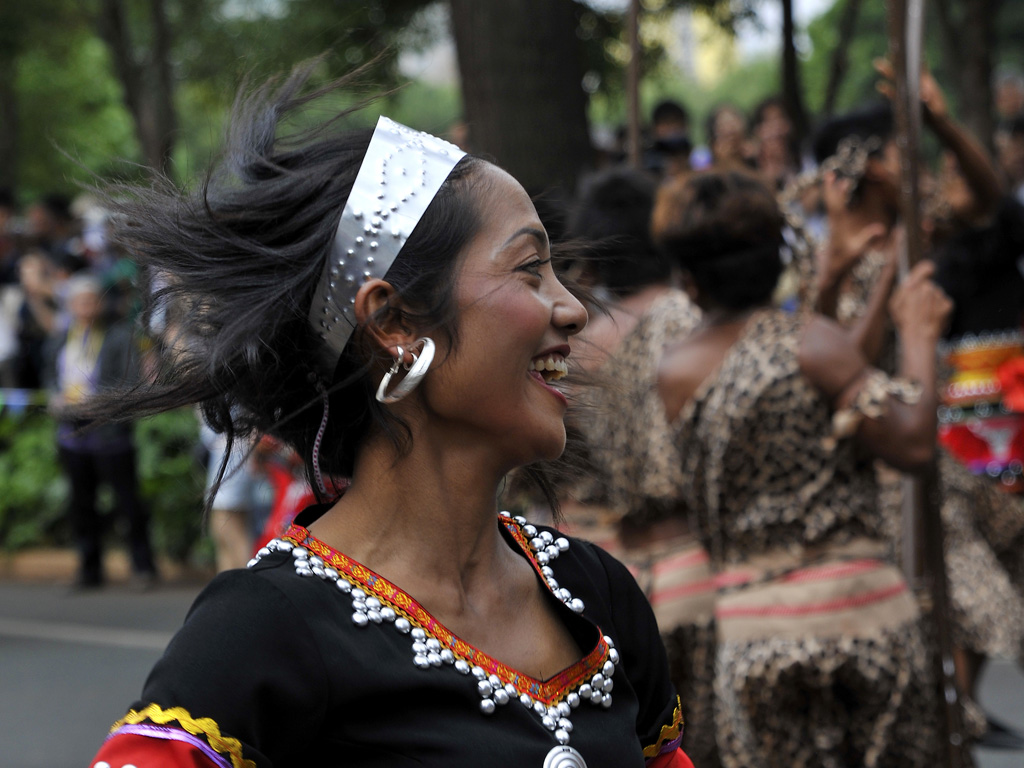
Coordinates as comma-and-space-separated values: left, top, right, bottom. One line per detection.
799, 261, 953, 471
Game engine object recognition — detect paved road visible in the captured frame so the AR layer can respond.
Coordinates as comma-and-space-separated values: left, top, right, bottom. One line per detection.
1, 580, 1022, 768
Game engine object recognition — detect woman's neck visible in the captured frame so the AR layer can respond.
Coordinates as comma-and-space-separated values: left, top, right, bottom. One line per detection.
310, 426, 517, 608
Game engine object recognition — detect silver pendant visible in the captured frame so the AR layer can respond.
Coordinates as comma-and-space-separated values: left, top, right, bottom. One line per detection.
543, 745, 587, 768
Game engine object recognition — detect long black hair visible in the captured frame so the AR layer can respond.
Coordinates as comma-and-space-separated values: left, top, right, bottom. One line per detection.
83, 61, 487, 502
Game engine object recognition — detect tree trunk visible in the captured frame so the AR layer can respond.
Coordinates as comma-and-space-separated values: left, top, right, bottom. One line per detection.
0, 56, 17, 192
449, 0, 592, 200
957, 0, 996, 152
781, 0, 810, 149
822, 0, 863, 117
96, 0, 177, 177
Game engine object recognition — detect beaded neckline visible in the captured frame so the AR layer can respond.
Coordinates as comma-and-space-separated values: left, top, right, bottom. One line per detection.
277, 513, 609, 702
248, 512, 621, 755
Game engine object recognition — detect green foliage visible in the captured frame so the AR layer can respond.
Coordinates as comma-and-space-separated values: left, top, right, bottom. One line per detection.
0, 410, 66, 550
0, 407, 209, 564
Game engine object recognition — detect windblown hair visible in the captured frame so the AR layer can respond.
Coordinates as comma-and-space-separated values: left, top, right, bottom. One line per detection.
83, 61, 487, 503
651, 170, 784, 310
566, 166, 669, 296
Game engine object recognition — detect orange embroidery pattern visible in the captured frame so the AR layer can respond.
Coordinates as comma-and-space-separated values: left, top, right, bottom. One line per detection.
283, 517, 610, 705
642, 697, 684, 758
110, 703, 255, 768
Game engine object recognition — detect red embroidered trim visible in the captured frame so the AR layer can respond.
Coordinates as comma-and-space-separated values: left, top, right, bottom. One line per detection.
282, 518, 609, 705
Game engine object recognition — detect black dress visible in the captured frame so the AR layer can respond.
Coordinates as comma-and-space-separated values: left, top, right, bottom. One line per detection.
92, 507, 687, 768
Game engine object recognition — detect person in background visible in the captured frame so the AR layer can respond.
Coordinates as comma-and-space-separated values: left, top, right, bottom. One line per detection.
703, 104, 754, 173
45, 273, 157, 589
750, 96, 801, 191
646, 100, 693, 181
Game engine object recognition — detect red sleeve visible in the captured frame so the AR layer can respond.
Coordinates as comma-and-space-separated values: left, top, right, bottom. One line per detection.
646, 747, 696, 768
92, 731, 231, 768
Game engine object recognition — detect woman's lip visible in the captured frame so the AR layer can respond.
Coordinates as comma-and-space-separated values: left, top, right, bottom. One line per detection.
528, 370, 568, 406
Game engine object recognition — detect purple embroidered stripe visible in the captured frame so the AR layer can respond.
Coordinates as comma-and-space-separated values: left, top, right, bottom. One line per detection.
109, 723, 234, 768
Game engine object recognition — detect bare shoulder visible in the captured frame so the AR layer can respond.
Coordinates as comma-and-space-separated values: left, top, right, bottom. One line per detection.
797, 313, 867, 399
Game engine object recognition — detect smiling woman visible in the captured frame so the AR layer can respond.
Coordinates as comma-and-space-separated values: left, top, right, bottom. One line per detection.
81, 61, 694, 768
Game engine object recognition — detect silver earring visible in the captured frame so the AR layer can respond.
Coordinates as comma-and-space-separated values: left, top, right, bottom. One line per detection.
375, 338, 435, 404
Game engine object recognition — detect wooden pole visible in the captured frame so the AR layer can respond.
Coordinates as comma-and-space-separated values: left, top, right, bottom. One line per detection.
626, 0, 642, 168
886, 1, 965, 764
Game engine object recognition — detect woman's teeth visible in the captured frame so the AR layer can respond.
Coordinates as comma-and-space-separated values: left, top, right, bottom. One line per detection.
529, 355, 568, 382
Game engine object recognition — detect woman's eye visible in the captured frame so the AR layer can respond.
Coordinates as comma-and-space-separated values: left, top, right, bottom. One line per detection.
519, 258, 550, 278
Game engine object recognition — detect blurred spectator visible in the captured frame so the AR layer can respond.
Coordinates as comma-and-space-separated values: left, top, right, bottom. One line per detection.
199, 420, 262, 572
994, 68, 1024, 131
703, 103, 755, 172
26, 193, 80, 262
645, 99, 693, 180
751, 95, 801, 190
45, 273, 156, 589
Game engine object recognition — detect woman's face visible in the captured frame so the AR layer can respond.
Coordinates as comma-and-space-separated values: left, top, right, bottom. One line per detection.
421, 164, 588, 470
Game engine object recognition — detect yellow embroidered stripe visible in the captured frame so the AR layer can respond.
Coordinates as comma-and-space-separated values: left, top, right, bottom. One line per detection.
110, 703, 255, 768
642, 698, 684, 759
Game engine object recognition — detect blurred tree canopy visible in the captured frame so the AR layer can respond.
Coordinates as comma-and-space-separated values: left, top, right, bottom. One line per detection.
4, 0, 1024, 203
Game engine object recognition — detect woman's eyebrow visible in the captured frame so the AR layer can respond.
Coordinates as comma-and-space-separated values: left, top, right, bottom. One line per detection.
501, 226, 549, 251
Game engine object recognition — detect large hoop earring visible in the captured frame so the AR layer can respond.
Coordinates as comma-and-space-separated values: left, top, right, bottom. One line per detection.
375, 337, 435, 404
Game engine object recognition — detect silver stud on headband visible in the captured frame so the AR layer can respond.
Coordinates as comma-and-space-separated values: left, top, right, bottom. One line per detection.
306, 116, 467, 374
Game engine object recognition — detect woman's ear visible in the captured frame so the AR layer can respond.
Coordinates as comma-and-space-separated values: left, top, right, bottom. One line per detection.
353, 279, 418, 362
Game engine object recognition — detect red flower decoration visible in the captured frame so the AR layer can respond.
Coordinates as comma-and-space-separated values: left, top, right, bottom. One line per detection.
998, 357, 1024, 412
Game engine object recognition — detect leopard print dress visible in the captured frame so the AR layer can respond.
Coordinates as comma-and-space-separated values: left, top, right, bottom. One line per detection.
564, 289, 723, 767
836, 253, 1024, 662
671, 308, 940, 768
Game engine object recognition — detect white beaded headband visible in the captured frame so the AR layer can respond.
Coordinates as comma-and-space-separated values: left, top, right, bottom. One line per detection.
308, 116, 466, 374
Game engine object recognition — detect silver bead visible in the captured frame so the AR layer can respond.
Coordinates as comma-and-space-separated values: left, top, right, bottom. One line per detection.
541, 566, 555, 578
536, 552, 550, 566
380, 607, 396, 622
411, 628, 426, 640
579, 684, 592, 699
352, 612, 369, 627
395, 618, 411, 634
591, 692, 604, 706
567, 693, 580, 709
246, 558, 259, 568
311, 566, 325, 578
440, 649, 455, 664
488, 674, 501, 688
275, 541, 293, 552
547, 578, 559, 590
351, 588, 366, 600
558, 588, 572, 602
557, 702, 571, 717
413, 654, 431, 669
352, 600, 367, 612
257, 547, 271, 558
455, 660, 471, 675
555, 729, 571, 745
602, 694, 613, 709
603, 635, 615, 648
520, 694, 533, 708
555, 537, 570, 552
547, 706, 560, 720
569, 598, 584, 613
513, 516, 527, 525
603, 678, 614, 693
477, 681, 493, 698
591, 674, 604, 690
504, 683, 517, 696
365, 597, 381, 611
545, 545, 559, 559
609, 648, 619, 664
542, 715, 557, 730
412, 642, 428, 655
292, 547, 308, 559
324, 567, 339, 582
523, 524, 538, 537
368, 610, 383, 624
494, 689, 509, 706
533, 701, 547, 716
426, 638, 441, 652
531, 537, 545, 551
296, 566, 314, 578
540, 531, 554, 543
480, 699, 496, 715
499, 511, 511, 518
336, 580, 352, 594
471, 666, 486, 680
428, 652, 442, 667
308, 556, 323, 568
603, 661, 615, 677
558, 718, 573, 732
